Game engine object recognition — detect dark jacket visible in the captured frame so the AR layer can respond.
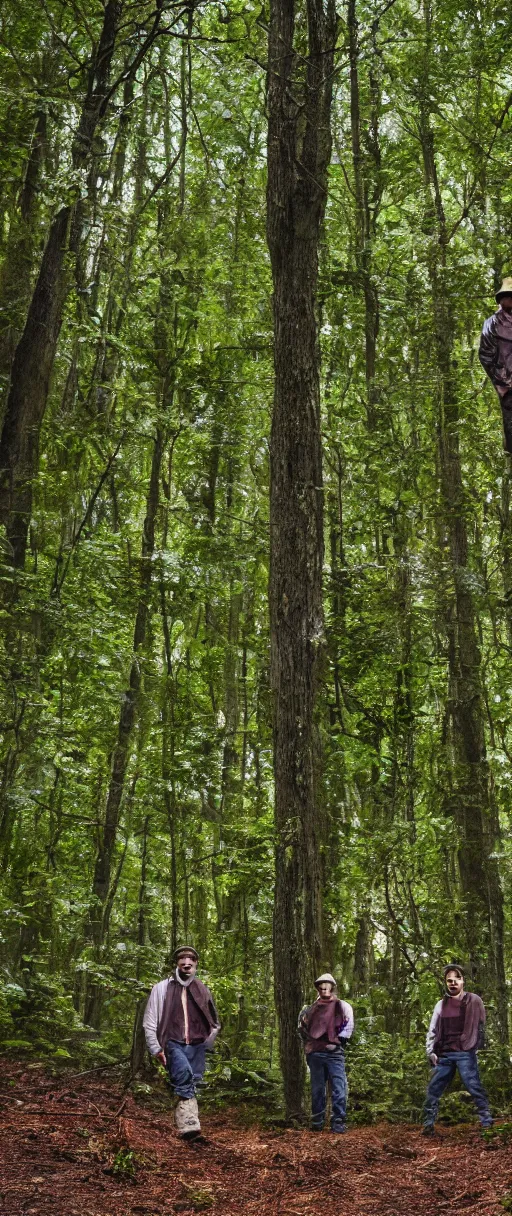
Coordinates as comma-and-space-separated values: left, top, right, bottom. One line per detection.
425, 991, 486, 1058
479, 310, 512, 395
157, 976, 218, 1046
298, 997, 353, 1055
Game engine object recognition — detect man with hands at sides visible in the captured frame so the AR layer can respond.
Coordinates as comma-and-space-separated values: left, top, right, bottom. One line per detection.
298, 973, 354, 1134
423, 963, 492, 1135
143, 945, 220, 1141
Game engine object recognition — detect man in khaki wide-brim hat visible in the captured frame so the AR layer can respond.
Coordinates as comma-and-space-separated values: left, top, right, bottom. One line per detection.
479, 277, 512, 453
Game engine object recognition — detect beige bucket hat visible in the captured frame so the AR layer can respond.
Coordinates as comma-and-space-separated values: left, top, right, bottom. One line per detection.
496, 276, 512, 301
314, 972, 337, 988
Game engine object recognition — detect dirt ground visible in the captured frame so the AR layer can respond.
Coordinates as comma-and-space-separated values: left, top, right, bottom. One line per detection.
1, 1061, 511, 1215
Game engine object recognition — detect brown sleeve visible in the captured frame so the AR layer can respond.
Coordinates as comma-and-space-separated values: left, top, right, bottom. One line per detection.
479, 317, 505, 388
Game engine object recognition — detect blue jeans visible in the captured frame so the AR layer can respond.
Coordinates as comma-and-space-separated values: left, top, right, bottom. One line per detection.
423, 1050, 492, 1128
165, 1040, 207, 1100
307, 1049, 347, 1130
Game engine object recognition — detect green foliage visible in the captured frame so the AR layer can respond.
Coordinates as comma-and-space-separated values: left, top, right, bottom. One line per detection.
478, 1050, 512, 1115
204, 1057, 280, 1107
0, 978, 24, 1038
0, 0, 511, 1125
482, 1122, 512, 1148
176, 1186, 214, 1212
346, 1033, 426, 1124
112, 1148, 137, 1180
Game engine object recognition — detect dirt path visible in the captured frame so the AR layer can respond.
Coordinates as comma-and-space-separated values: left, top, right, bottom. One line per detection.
0, 1062, 510, 1215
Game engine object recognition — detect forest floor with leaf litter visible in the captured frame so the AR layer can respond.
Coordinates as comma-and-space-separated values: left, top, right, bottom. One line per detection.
1, 1061, 511, 1215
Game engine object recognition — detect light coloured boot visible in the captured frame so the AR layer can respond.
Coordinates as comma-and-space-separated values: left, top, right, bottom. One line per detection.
175, 1096, 201, 1139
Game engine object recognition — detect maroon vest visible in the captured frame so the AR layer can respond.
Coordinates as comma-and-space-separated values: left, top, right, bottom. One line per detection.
302, 998, 346, 1054
157, 977, 217, 1047
438, 994, 467, 1054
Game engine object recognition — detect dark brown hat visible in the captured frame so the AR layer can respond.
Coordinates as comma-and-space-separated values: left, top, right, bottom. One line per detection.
173, 944, 199, 963
443, 963, 465, 979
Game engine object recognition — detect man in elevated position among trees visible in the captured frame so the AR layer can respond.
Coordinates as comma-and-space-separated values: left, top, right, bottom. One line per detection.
298, 973, 354, 1134
422, 964, 492, 1135
479, 277, 512, 454
143, 946, 220, 1141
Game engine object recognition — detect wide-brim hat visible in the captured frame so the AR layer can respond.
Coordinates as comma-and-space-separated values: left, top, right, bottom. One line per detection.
173, 944, 199, 963
314, 972, 337, 988
496, 277, 512, 301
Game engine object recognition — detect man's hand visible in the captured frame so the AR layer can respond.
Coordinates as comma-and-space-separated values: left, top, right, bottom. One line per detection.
156, 1051, 166, 1067
428, 1053, 438, 1067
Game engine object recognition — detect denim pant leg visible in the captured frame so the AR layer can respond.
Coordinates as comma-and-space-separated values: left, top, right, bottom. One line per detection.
186, 1043, 206, 1089
423, 1056, 456, 1126
165, 1040, 195, 1099
456, 1052, 492, 1126
307, 1053, 328, 1128
326, 1053, 347, 1129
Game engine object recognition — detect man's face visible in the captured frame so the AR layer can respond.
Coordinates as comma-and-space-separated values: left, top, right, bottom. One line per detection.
317, 982, 334, 1000
177, 953, 198, 978
500, 294, 512, 314
445, 969, 464, 997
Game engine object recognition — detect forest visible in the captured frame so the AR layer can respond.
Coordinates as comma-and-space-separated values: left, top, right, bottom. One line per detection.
1, 0, 512, 1146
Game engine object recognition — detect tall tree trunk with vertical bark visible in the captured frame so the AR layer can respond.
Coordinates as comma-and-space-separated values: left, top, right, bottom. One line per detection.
130, 813, 152, 1078
267, 0, 337, 1120
0, 107, 48, 414
348, 0, 382, 427
0, 0, 128, 571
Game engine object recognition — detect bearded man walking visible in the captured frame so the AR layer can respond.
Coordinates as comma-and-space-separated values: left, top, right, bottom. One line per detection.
422, 964, 492, 1135
298, 973, 354, 1133
479, 277, 512, 453
143, 946, 220, 1141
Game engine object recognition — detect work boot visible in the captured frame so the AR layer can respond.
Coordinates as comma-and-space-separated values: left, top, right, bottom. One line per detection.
175, 1097, 201, 1140
421, 1124, 435, 1137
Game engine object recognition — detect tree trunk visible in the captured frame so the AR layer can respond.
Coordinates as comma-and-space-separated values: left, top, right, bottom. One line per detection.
160, 578, 180, 955
348, 0, 382, 427
130, 814, 152, 1078
0, 1, 123, 570
0, 107, 48, 415
267, 0, 337, 1120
